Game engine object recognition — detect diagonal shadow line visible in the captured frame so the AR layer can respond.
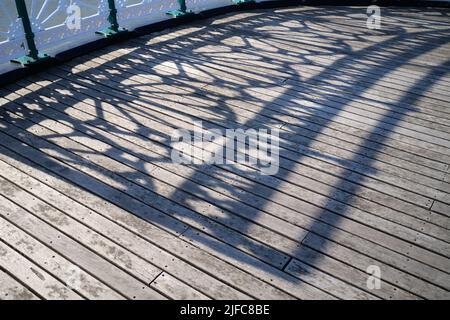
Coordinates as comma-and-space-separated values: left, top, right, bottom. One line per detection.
160, 15, 450, 296
0, 6, 449, 299
294, 58, 450, 292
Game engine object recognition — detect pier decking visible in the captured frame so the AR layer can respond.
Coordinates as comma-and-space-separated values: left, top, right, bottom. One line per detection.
0, 5, 449, 299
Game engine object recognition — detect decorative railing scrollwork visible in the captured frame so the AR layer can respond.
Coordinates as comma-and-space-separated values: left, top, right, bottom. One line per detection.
0, 0, 266, 75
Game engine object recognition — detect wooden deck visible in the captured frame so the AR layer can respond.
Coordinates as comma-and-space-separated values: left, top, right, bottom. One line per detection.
0, 5, 450, 300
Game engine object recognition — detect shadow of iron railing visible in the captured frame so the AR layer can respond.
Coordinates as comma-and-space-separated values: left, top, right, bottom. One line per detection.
1, 6, 450, 299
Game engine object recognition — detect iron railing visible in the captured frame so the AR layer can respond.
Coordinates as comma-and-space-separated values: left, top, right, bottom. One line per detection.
0, 0, 259, 74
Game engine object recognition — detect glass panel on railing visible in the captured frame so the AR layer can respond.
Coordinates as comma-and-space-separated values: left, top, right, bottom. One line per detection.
116, 0, 180, 31
0, 0, 266, 75
0, 0, 27, 73
22, 0, 109, 56
189, 0, 234, 13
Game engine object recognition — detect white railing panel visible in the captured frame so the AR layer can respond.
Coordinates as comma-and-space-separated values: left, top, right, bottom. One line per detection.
26, 0, 110, 56
189, 0, 233, 13
0, 0, 27, 74
116, 0, 179, 31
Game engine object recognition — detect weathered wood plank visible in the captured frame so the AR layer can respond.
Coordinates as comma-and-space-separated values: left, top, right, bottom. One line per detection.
150, 272, 210, 300
283, 247, 419, 300
181, 228, 367, 300
0, 171, 165, 284
0, 216, 124, 300
0, 231, 82, 300
0, 133, 295, 299
0, 146, 249, 300
0, 194, 166, 300
301, 233, 450, 299
0, 269, 39, 300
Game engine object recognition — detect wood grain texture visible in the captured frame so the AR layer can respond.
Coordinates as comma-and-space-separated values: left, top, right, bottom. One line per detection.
1, 6, 449, 299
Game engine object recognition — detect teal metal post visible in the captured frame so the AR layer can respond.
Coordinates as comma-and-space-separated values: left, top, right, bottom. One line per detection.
167, 0, 194, 18
96, 0, 127, 37
11, 0, 50, 66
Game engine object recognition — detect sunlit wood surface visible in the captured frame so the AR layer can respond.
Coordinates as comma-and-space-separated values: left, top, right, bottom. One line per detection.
0, 5, 450, 299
